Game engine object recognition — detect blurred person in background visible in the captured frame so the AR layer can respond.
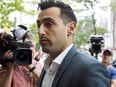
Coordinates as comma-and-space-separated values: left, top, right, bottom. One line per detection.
0, 32, 45, 87
102, 49, 116, 87
35, 47, 48, 67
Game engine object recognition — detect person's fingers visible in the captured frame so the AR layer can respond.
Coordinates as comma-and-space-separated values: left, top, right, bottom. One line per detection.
8, 53, 13, 58
34, 54, 42, 61
3, 50, 13, 58
3, 50, 10, 56
0, 64, 2, 69
7, 52, 13, 58
5, 50, 12, 55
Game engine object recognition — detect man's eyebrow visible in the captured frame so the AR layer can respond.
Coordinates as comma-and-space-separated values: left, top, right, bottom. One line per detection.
38, 17, 54, 23
37, 17, 55, 25
43, 17, 55, 22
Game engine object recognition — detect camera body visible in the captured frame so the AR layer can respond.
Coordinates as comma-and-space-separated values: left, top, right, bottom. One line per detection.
89, 35, 104, 56
0, 25, 32, 66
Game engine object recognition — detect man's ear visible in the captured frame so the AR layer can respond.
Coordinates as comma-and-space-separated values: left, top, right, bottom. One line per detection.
67, 21, 76, 36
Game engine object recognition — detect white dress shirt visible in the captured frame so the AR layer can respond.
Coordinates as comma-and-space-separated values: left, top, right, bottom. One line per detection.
42, 44, 73, 87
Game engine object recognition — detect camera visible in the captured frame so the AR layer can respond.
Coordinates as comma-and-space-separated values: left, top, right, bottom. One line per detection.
89, 35, 104, 58
0, 25, 32, 66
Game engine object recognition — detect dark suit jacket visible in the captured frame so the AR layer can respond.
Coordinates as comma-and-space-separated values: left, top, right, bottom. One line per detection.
37, 45, 111, 87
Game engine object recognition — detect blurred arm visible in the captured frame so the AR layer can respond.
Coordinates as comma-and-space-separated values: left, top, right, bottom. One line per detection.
0, 63, 14, 87
0, 50, 14, 87
111, 79, 116, 87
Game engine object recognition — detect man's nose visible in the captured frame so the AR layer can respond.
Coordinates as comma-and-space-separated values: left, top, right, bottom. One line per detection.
38, 25, 46, 35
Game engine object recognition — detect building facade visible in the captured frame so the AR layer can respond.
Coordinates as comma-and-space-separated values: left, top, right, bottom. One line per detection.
111, 0, 116, 48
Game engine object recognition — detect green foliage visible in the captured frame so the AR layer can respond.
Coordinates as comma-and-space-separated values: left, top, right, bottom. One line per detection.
65, 0, 108, 48
110, 2, 116, 11
74, 18, 108, 48
96, 27, 108, 34
28, 23, 40, 50
0, 0, 25, 28
0, 0, 37, 28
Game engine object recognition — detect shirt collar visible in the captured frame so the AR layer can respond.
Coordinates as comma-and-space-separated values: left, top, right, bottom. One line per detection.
44, 44, 73, 73
53, 43, 73, 65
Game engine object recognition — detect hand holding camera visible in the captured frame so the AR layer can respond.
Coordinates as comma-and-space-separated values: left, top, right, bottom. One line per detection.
0, 25, 32, 66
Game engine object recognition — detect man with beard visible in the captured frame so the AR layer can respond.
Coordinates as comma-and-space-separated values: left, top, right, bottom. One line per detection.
37, 0, 110, 87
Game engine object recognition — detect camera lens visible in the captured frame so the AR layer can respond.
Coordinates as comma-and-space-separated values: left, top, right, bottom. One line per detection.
13, 48, 32, 65
16, 51, 28, 62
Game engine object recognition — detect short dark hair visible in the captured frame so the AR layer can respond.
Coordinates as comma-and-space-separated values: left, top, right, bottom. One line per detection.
38, 0, 77, 24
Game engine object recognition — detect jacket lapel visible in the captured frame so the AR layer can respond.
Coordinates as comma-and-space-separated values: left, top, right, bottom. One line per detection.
37, 68, 46, 87
52, 45, 77, 87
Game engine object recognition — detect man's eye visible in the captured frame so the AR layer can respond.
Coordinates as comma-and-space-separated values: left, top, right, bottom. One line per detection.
37, 20, 41, 28
45, 21, 54, 27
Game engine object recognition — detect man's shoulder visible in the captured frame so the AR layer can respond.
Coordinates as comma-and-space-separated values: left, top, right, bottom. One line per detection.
75, 50, 97, 60
69, 45, 100, 65
69, 51, 100, 69
108, 65, 116, 71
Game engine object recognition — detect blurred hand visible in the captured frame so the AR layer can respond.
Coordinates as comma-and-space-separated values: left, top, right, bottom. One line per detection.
3, 50, 14, 70
3, 50, 13, 59
34, 54, 42, 61
0, 64, 2, 69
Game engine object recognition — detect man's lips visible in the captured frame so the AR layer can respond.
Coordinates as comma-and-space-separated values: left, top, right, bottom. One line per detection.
41, 40, 47, 43
40, 40, 49, 44
40, 36, 49, 45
